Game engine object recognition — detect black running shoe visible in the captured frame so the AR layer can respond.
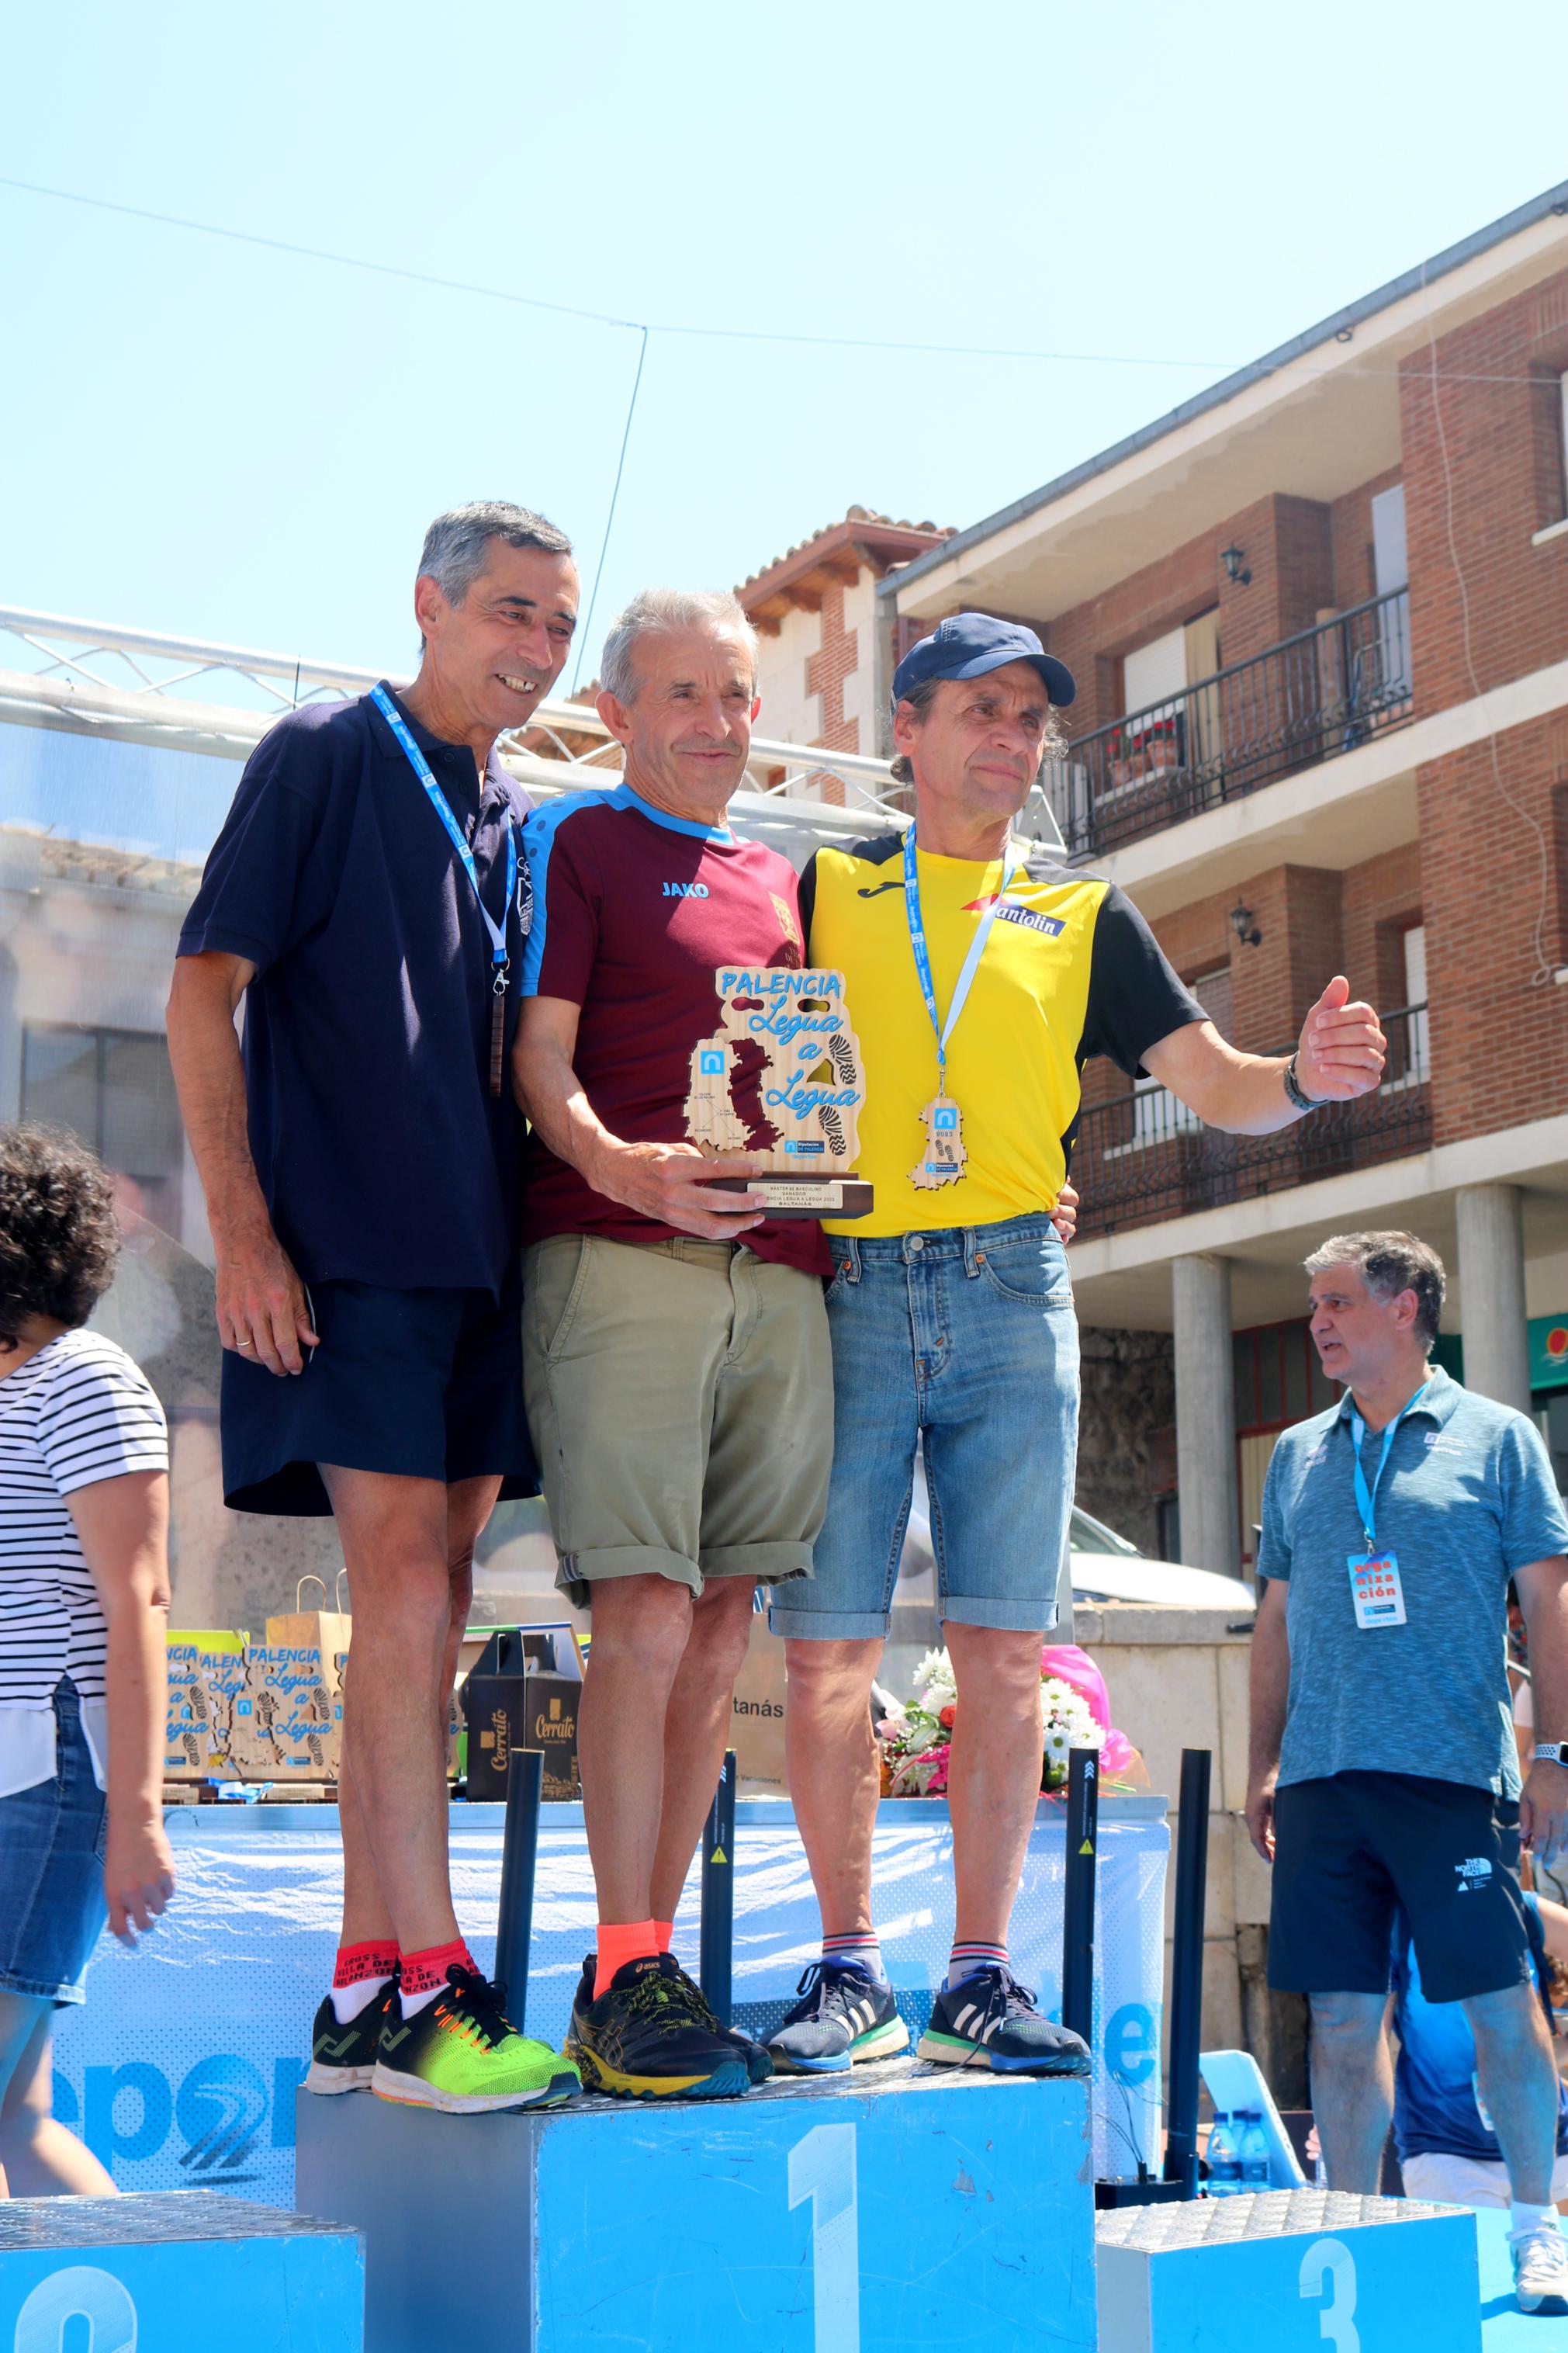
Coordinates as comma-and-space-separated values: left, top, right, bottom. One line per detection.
304, 1976, 398, 2094
657, 1957, 775, 2085
566, 1952, 750, 2100
766, 1960, 909, 2074
917, 1966, 1092, 2075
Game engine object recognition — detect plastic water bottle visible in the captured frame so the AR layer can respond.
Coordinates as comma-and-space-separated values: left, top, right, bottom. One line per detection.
1238, 2109, 1271, 2191
1206, 2113, 1242, 2197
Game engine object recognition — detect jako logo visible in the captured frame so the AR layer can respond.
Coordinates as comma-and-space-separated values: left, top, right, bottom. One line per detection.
663, 882, 709, 898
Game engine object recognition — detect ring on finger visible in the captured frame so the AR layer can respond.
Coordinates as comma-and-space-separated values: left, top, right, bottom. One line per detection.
235, 1337, 255, 1350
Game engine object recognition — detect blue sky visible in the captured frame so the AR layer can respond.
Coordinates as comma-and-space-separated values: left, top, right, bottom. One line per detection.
2, 0, 1566, 691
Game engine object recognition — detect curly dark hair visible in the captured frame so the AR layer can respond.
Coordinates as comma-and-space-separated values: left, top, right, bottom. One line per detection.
0, 1122, 122, 1348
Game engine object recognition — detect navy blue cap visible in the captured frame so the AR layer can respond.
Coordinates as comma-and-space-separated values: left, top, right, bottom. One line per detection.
892, 612, 1076, 710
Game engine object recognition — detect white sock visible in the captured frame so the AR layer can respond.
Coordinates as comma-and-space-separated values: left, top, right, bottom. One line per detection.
1511, 2201, 1559, 2238
329, 1972, 391, 2025
400, 1981, 444, 2019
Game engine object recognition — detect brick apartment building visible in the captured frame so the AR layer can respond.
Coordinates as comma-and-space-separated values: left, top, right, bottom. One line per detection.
743, 182, 1568, 1575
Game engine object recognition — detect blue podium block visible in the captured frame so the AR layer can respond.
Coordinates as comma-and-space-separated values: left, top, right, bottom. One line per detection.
0, 2192, 362, 2351
296, 2057, 1096, 2353
1097, 2188, 1481, 2353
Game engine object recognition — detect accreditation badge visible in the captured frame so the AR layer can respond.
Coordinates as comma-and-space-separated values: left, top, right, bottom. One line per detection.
1348, 1552, 1407, 1629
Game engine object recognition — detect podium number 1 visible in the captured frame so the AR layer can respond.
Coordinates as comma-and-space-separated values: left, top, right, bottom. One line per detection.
1299, 2239, 1359, 2353
788, 2123, 860, 2353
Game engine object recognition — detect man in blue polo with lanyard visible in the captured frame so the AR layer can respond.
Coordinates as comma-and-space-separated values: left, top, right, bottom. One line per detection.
1248, 1230, 1568, 2314
765, 612, 1388, 2081
170, 501, 583, 2113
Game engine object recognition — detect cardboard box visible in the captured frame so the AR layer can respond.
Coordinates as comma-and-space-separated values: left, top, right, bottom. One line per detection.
164, 1630, 247, 1780
230, 1643, 344, 1779
462, 1674, 580, 1804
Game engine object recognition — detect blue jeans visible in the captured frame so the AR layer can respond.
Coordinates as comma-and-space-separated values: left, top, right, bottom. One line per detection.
0, 1679, 108, 2004
772, 1214, 1079, 1640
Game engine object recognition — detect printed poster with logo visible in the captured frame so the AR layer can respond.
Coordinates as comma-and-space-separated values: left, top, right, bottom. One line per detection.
686, 965, 873, 1218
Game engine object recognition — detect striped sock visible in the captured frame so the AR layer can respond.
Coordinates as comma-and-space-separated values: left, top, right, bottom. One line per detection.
948, 1939, 1009, 1991
823, 1929, 886, 1982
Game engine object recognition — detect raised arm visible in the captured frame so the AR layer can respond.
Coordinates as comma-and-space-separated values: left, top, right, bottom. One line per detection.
1144, 976, 1386, 1136
68, 1471, 176, 1944
512, 995, 767, 1242
167, 951, 317, 1375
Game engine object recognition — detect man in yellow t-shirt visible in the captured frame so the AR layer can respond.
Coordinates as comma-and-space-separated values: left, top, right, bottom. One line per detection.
763, 611, 1389, 2081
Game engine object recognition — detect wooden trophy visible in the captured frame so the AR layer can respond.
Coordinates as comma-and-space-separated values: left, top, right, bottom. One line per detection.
686, 965, 873, 1218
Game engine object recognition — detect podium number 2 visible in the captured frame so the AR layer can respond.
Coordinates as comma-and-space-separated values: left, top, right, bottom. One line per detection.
1299, 2238, 1359, 2353
14, 2266, 138, 2352
788, 2123, 860, 2353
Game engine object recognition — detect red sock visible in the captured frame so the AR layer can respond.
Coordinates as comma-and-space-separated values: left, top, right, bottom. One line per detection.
652, 1919, 674, 1954
334, 1939, 398, 1988
400, 1937, 476, 1999
595, 1920, 659, 2001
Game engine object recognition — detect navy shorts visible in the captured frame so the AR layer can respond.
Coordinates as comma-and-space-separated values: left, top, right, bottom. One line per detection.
221, 1271, 537, 1516
1268, 1770, 1532, 2005
0, 1679, 107, 2006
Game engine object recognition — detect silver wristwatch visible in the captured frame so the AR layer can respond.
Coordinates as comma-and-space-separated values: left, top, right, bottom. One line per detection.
1534, 1742, 1568, 1767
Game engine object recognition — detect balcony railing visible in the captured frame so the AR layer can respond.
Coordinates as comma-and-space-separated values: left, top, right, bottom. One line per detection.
1073, 1002, 1430, 1239
1047, 587, 1413, 859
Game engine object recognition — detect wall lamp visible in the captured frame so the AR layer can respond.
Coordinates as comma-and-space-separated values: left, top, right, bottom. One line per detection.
1231, 899, 1262, 948
1220, 543, 1251, 587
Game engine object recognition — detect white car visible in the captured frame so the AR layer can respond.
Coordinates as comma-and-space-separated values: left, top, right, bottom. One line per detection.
897, 1464, 1255, 1615
1063, 1503, 1256, 1613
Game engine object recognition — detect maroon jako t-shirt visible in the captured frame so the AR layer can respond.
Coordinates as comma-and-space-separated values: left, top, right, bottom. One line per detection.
518, 782, 832, 1277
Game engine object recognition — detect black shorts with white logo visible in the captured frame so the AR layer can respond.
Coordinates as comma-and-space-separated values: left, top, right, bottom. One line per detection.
1267, 1771, 1532, 2004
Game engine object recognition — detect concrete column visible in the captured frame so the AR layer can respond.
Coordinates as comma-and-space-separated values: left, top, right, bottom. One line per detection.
1455, 1183, 1531, 1413
1173, 1254, 1240, 1579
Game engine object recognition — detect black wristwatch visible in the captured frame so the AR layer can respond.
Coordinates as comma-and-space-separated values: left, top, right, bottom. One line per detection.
1283, 1053, 1324, 1112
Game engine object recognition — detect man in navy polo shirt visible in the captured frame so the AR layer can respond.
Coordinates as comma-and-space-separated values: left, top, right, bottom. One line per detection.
168, 501, 583, 2115
1248, 1229, 1568, 2313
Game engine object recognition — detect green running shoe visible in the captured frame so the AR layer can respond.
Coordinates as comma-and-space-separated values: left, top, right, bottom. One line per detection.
372, 1965, 580, 2114
305, 1976, 398, 2094
566, 1953, 750, 2100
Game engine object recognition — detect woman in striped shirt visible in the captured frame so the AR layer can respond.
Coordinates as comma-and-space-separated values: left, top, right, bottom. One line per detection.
0, 1123, 175, 2195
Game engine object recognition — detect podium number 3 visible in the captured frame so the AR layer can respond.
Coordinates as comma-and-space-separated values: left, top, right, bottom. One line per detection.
1299, 2238, 1359, 2353
788, 2123, 860, 2353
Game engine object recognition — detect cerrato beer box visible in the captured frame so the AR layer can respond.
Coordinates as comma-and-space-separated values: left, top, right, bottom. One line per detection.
461, 1628, 580, 1803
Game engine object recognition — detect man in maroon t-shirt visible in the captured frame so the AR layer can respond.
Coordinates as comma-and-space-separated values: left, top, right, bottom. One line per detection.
514, 588, 830, 2100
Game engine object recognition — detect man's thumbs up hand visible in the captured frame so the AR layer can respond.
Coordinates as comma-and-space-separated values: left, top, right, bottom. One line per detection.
1293, 976, 1386, 1103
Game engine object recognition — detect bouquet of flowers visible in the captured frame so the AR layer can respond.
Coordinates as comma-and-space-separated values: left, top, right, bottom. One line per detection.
877, 1648, 1107, 1797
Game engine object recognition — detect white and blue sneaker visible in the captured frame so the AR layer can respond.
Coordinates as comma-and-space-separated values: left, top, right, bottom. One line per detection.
918, 1965, 1091, 2075
1511, 2222, 1568, 2314
766, 1960, 909, 2074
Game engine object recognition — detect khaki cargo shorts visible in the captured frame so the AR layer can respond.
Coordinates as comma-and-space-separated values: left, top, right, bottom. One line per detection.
521, 1232, 832, 1610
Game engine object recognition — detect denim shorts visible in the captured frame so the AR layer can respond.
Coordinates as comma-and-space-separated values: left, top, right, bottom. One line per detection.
0, 1678, 108, 2005
770, 1214, 1079, 1640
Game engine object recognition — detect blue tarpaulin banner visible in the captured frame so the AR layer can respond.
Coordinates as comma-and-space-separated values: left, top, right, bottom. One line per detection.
53, 1793, 1168, 2203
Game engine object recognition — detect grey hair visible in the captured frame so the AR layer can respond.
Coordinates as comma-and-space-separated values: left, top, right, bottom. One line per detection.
889, 671, 1071, 787
417, 501, 573, 615
601, 588, 758, 703
1303, 1230, 1447, 1347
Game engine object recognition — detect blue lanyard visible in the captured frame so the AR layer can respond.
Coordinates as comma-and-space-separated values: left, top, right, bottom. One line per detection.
371, 685, 516, 988
1349, 1381, 1428, 1550
902, 826, 1023, 1090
